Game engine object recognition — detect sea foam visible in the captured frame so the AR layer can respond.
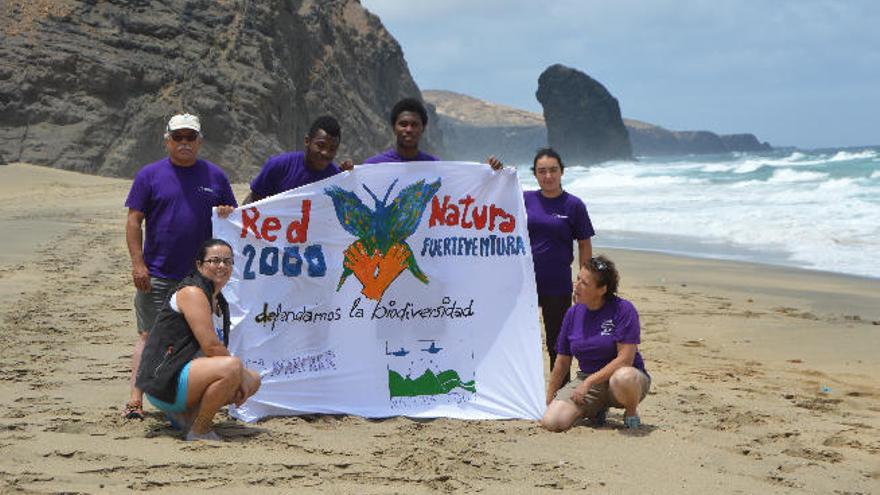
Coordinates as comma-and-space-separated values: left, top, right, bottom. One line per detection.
517, 148, 880, 278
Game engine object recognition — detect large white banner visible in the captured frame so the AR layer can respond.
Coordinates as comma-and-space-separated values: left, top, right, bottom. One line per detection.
214, 162, 545, 421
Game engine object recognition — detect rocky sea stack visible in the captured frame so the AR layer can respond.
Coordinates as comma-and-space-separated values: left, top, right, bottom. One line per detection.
536, 64, 633, 165
0, 0, 441, 180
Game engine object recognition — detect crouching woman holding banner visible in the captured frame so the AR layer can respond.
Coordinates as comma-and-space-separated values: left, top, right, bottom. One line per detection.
541, 256, 650, 432
136, 238, 260, 441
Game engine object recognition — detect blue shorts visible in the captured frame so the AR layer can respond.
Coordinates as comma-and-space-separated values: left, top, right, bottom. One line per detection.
145, 362, 191, 413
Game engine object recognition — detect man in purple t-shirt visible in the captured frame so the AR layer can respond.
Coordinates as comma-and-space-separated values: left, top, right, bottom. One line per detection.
122, 113, 237, 420
363, 97, 503, 169
244, 115, 353, 204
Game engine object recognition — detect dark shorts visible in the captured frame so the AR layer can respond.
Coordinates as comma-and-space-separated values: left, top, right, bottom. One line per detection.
555, 370, 651, 418
134, 276, 178, 334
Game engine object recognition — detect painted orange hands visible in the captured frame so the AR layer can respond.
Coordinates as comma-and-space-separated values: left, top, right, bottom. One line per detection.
343, 242, 410, 300
373, 244, 410, 298
344, 241, 381, 287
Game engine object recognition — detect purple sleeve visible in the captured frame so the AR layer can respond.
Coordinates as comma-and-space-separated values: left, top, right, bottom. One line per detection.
570, 197, 595, 240
250, 157, 280, 198
124, 169, 150, 212
326, 163, 342, 176
362, 153, 385, 164
615, 300, 641, 344
218, 175, 237, 207
555, 306, 576, 356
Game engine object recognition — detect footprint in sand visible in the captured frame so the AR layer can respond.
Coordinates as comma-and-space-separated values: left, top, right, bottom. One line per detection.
782, 446, 844, 463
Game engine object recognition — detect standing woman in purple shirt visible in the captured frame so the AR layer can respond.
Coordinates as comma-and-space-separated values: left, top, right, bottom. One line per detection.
524, 148, 594, 386
541, 256, 650, 431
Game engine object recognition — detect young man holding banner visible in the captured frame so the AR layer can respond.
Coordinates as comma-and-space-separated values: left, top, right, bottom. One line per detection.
364, 97, 504, 170
245, 115, 354, 204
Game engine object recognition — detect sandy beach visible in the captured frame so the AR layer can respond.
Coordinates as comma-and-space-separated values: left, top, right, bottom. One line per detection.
1, 162, 877, 494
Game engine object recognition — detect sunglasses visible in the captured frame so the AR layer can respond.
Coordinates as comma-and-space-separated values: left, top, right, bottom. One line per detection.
590, 257, 608, 271
170, 132, 199, 142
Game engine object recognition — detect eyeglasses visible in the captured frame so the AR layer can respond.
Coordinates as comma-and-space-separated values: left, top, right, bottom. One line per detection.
170, 132, 199, 142
590, 257, 608, 271
204, 257, 234, 266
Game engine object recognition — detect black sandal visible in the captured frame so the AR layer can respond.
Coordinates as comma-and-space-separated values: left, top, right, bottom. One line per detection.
123, 400, 144, 420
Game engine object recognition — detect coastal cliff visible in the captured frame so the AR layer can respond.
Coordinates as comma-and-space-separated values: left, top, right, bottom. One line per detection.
424, 90, 546, 163
426, 90, 771, 164
0, 0, 441, 180
627, 123, 771, 155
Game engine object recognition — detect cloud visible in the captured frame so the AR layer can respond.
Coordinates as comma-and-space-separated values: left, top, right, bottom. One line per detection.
362, 0, 880, 147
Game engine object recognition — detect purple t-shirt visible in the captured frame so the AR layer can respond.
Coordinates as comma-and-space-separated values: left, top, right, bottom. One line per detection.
556, 297, 647, 376
524, 190, 594, 296
363, 148, 438, 164
125, 158, 237, 281
250, 151, 341, 199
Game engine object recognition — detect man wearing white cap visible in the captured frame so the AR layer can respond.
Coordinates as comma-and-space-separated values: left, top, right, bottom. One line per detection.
122, 113, 237, 420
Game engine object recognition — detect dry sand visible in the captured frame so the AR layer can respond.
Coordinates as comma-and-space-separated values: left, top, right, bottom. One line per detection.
0, 162, 878, 494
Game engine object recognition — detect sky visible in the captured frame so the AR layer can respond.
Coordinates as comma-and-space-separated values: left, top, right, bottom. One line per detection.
360, 0, 879, 149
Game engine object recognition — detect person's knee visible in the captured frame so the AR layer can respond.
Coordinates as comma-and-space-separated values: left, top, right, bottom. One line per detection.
217, 356, 244, 384
541, 414, 572, 432
241, 368, 261, 396
541, 404, 576, 432
251, 371, 262, 393
610, 367, 641, 390
610, 368, 644, 407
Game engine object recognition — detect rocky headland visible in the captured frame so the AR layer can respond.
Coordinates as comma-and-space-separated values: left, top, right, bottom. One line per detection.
424, 90, 547, 164
427, 87, 771, 165
536, 64, 633, 165
0, 0, 441, 180
628, 124, 771, 156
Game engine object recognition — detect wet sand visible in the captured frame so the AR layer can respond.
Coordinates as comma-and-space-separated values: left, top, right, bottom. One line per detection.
1, 163, 877, 493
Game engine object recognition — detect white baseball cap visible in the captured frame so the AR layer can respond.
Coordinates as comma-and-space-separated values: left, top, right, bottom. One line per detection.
166, 113, 201, 133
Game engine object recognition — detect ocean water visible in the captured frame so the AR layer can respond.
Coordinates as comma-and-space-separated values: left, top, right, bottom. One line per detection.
515, 147, 880, 279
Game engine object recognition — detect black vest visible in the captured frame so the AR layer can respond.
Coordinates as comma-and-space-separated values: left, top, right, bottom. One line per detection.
135, 270, 230, 404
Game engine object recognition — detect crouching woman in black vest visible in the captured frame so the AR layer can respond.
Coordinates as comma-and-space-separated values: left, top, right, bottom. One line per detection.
136, 238, 260, 441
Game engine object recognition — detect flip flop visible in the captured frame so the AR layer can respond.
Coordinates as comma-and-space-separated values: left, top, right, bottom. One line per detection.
123, 401, 144, 420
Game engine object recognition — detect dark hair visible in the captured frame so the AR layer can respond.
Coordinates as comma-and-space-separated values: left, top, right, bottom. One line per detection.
583, 255, 619, 302
196, 238, 233, 264
390, 97, 428, 126
308, 115, 341, 139
532, 147, 565, 173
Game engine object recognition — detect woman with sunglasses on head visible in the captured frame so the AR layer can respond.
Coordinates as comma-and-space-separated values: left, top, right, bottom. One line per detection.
136, 238, 261, 441
524, 148, 595, 387
541, 255, 650, 432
